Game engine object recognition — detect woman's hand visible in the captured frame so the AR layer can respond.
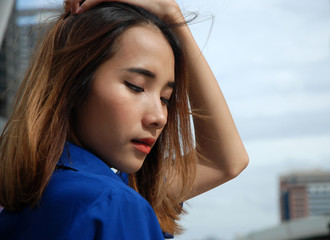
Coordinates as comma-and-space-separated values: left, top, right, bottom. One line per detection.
71, 0, 183, 22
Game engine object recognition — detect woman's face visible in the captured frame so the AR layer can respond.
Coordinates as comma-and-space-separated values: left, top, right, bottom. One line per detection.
74, 25, 175, 173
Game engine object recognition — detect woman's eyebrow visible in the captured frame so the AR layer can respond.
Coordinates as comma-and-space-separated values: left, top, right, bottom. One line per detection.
124, 67, 175, 89
124, 67, 156, 78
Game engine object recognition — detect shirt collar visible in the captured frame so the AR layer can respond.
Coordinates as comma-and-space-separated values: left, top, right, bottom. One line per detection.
58, 142, 120, 179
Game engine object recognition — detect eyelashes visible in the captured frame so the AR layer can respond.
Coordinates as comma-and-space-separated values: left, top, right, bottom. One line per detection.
124, 81, 144, 93
160, 97, 170, 107
124, 81, 171, 107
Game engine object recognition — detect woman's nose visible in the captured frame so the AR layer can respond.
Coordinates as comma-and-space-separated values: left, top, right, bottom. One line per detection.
142, 100, 167, 129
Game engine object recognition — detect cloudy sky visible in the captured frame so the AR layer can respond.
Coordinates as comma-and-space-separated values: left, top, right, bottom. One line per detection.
16, 0, 330, 239
176, 1, 330, 239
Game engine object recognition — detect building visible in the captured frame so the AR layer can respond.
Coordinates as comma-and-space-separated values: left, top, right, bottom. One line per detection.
236, 215, 330, 240
238, 170, 330, 240
0, 2, 58, 121
280, 170, 330, 222
0, 1, 15, 49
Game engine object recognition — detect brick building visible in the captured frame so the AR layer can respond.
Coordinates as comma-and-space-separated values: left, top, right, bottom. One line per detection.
280, 170, 330, 222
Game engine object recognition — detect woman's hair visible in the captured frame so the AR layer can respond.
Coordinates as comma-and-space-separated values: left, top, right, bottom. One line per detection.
0, 2, 197, 234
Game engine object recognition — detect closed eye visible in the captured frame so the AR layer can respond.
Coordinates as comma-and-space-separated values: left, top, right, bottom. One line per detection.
124, 81, 144, 93
161, 97, 170, 107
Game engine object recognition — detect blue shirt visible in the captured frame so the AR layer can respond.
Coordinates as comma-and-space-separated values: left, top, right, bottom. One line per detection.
0, 142, 167, 240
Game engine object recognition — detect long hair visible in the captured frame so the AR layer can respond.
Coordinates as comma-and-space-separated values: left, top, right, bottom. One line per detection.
0, 2, 197, 234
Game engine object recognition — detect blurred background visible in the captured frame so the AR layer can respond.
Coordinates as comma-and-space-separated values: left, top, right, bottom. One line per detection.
0, 0, 329, 239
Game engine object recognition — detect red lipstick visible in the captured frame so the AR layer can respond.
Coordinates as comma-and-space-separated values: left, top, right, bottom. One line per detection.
131, 138, 155, 154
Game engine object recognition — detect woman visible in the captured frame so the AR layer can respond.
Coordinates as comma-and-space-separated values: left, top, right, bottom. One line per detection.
0, 0, 248, 239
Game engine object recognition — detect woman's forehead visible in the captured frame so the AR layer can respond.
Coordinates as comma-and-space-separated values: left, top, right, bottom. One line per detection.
104, 25, 175, 81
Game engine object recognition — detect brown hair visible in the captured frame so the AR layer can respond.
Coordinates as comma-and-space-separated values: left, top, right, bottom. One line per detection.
0, 2, 197, 234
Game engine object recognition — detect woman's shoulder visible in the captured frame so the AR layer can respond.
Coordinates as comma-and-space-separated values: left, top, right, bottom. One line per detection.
0, 167, 164, 240
39, 168, 163, 239
44, 166, 145, 209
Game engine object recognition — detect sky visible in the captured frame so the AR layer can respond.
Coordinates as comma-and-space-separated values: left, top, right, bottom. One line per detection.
16, 0, 330, 239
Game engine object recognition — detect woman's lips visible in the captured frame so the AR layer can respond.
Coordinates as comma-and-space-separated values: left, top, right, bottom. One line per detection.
131, 138, 155, 154
132, 142, 151, 154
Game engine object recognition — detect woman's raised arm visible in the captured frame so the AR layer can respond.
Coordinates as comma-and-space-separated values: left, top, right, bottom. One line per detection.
173, 15, 249, 199
72, 0, 249, 199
